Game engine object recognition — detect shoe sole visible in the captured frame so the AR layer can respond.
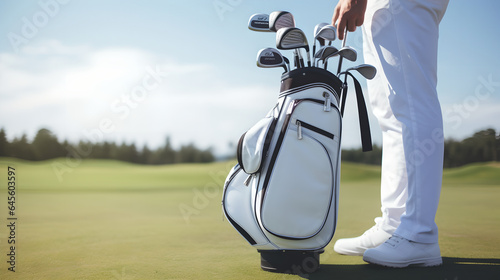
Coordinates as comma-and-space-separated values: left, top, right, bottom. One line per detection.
363, 256, 442, 268
333, 247, 365, 256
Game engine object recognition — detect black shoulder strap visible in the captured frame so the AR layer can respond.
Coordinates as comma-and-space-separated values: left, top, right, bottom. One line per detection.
340, 73, 373, 152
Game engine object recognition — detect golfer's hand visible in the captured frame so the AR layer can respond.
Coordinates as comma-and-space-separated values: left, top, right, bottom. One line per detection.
332, 0, 367, 40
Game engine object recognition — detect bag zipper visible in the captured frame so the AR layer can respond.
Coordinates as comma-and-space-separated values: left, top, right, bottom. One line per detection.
296, 120, 334, 139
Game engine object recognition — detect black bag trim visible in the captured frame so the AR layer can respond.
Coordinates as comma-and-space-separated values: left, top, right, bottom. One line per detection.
280, 67, 343, 101
236, 132, 246, 171
340, 73, 373, 152
279, 83, 340, 103
221, 166, 258, 245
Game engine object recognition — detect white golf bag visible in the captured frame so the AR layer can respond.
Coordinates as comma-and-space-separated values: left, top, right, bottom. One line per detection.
222, 67, 371, 273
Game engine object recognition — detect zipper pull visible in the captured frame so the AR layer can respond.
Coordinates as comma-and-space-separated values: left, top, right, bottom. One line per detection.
243, 174, 253, 186
297, 121, 303, 140
323, 92, 331, 112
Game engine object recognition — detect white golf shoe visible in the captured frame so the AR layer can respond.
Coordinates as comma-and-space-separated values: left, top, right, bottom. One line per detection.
363, 234, 442, 268
333, 224, 392, 256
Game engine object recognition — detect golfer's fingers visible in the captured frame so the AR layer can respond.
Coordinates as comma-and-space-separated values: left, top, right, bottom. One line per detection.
355, 15, 365, 28
336, 15, 347, 40
332, 5, 340, 30
347, 19, 357, 32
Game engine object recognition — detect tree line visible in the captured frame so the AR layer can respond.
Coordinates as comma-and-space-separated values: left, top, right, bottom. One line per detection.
1, 128, 498, 168
0, 128, 215, 165
341, 128, 500, 168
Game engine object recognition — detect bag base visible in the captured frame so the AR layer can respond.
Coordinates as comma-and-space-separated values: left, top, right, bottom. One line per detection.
259, 249, 324, 274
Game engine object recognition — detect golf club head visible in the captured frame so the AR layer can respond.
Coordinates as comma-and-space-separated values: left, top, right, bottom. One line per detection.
269, 11, 295, 32
256, 47, 288, 72
276, 27, 309, 50
316, 25, 337, 44
345, 64, 377, 79
276, 27, 310, 67
314, 46, 339, 66
313, 22, 329, 46
328, 46, 357, 62
248, 13, 272, 32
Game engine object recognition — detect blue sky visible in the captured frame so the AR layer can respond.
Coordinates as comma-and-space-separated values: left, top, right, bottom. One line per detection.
1, 0, 499, 156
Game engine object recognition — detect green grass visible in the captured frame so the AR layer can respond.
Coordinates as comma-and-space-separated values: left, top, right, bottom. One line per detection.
0, 158, 499, 279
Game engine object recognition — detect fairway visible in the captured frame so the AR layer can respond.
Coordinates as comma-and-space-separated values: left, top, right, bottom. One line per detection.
0, 158, 499, 279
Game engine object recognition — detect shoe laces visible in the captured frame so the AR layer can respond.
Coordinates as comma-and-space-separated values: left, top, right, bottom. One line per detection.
386, 235, 405, 247
362, 225, 380, 236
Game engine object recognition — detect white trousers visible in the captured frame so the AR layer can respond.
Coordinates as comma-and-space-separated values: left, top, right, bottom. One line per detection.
362, 0, 449, 243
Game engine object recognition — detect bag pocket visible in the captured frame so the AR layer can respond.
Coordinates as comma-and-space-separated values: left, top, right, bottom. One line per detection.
222, 165, 269, 246
237, 116, 277, 174
261, 123, 334, 240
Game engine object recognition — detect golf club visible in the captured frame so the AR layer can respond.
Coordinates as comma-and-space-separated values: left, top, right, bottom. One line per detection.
269, 11, 295, 32
256, 47, 289, 73
337, 27, 348, 74
267, 11, 300, 68
338, 64, 376, 117
314, 24, 337, 67
324, 46, 357, 70
248, 13, 272, 32
314, 46, 339, 67
339, 64, 377, 80
313, 22, 329, 62
276, 27, 311, 68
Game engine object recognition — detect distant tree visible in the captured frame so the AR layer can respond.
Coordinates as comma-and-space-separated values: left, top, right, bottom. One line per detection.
176, 143, 215, 163
160, 137, 176, 164
31, 128, 65, 160
87, 141, 112, 159
199, 147, 216, 163
101, 141, 112, 159
127, 143, 140, 163
444, 128, 499, 167
0, 128, 8, 157
9, 134, 35, 160
149, 136, 176, 165
112, 142, 139, 163
496, 132, 500, 162
138, 144, 152, 164
176, 143, 200, 163
341, 144, 382, 165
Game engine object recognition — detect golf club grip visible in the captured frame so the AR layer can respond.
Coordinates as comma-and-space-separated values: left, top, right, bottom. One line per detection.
337, 29, 348, 74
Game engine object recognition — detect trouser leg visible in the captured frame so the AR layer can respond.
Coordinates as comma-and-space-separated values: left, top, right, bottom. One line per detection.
362, 0, 449, 243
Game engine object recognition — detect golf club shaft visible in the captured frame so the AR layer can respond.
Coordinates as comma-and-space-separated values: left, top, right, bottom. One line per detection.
294, 50, 299, 69
337, 28, 348, 74
340, 73, 348, 116
297, 49, 305, 68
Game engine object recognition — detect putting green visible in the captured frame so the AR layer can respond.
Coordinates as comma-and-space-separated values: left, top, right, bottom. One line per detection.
0, 158, 498, 279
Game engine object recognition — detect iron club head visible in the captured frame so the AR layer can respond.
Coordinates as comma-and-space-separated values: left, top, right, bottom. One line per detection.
248, 13, 272, 32
313, 23, 328, 54
276, 27, 311, 67
256, 47, 289, 73
342, 64, 377, 80
316, 24, 337, 44
331, 46, 357, 62
314, 46, 339, 67
269, 11, 295, 32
